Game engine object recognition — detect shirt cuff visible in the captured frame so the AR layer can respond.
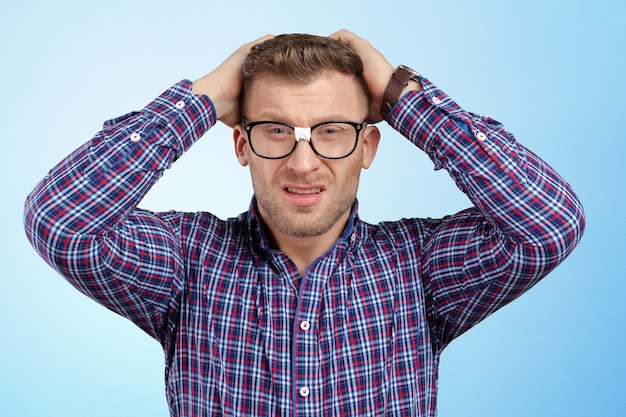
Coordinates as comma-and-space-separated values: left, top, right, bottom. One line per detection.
388, 78, 465, 152
89, 80, 217, 177
387, 78, 527, 184
143, 79, 217, 157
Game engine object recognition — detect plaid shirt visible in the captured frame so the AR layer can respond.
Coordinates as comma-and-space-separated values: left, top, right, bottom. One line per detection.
24, 79, 585, 416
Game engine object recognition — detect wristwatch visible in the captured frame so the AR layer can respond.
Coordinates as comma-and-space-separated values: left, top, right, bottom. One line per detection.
380, 65, 423, 120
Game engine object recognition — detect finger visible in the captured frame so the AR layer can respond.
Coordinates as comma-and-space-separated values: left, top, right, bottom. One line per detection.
328, 29, 359, 45
242, 34, 275, 52
224, 34, 275, 69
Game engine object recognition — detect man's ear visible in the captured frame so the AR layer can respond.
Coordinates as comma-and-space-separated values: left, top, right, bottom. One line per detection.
233, 123, 249, 166
361, 125, 380, 169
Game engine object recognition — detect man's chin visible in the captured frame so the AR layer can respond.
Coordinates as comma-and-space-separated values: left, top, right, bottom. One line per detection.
275, 219, 332, 239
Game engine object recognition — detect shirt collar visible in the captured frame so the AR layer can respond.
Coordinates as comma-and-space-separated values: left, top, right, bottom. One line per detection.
245, 196, 360, 253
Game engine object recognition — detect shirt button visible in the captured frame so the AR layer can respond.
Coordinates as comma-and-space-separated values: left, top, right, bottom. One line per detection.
175, 101, 185, 109
299, 386, 310, 397
129, 132, 141, 142
299, 320, 310, 331
476, 132, 487, 141
432, 97, 442, 105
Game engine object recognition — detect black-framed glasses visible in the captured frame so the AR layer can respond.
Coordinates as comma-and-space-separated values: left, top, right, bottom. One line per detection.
243, 120, 366, 160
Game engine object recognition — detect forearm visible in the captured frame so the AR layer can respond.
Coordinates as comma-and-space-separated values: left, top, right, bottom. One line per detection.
25, 80, 214, 241
390, 79, 585, 265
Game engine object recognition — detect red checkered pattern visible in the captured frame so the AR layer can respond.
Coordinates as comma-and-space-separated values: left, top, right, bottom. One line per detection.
24, 79, 585, 416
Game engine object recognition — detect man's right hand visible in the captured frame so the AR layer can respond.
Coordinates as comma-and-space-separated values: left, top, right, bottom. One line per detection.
192, 35, 273, 128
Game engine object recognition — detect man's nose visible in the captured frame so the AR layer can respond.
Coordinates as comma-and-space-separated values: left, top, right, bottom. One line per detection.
286, 139, 321, 173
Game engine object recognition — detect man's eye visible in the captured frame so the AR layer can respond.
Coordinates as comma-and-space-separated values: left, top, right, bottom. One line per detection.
261, 124, 292, 137
316, 124, 350, 139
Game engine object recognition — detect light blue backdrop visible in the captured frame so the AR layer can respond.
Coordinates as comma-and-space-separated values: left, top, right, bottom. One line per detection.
2, 1, 624, 416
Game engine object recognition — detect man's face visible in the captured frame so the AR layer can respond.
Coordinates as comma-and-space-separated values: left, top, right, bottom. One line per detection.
234, 70, 380, 241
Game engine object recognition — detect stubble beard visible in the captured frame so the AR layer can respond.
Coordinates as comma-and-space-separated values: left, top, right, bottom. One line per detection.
254, 173, 360, 238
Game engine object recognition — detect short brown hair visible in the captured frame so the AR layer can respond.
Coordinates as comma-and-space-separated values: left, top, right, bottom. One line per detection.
241, 34, 370, 110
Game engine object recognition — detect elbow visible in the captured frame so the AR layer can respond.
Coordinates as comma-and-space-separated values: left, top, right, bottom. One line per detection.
515, 197, 585, 283
566, 191, 586, 254
23, 182, 62, 266
23, 190, 49, 260
549, 191, 586, 266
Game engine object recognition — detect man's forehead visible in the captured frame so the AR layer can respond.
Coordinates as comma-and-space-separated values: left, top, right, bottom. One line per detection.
248, 70, 349, 88
243, 71, 369, 117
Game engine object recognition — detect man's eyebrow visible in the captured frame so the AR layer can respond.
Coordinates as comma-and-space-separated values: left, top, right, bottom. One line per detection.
243, 113, 285, 121
244, 113, 358, 124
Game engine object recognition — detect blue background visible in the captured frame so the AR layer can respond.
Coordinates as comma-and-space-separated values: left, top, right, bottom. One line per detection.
2, 1, 624, 415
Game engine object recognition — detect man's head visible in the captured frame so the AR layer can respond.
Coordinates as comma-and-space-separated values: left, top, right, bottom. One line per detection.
233, 34, 380, 244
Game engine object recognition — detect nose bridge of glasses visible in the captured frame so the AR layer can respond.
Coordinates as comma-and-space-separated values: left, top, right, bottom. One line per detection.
294, 126, 312, 143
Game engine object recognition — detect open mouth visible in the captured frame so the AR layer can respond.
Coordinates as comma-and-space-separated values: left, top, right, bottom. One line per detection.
283, 185, 325, 207
286, 187, 322, 195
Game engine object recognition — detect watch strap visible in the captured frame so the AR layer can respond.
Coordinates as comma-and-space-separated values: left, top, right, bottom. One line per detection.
380, 65, 422, 120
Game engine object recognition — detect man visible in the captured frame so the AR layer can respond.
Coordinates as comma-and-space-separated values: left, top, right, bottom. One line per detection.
24, 30, 585, 416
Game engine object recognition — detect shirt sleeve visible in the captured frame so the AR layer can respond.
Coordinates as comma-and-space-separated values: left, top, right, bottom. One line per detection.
23, 80, 216, 341
387, 79, 586, 350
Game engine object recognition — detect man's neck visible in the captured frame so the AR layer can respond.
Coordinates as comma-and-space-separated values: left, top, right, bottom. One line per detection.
263, 213, 350, 277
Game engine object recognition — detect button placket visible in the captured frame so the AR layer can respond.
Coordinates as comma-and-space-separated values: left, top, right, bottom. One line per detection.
292, 261, 331, 408
294, 316, 315, 403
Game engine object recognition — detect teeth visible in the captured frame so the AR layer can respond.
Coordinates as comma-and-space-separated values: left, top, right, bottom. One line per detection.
287, 188, 321, 195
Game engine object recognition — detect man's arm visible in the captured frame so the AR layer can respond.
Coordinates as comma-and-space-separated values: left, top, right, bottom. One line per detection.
332, 30, 586, 348
23, 81, 216, 339
394, 82, 584, 347
23, 36, 270, 340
